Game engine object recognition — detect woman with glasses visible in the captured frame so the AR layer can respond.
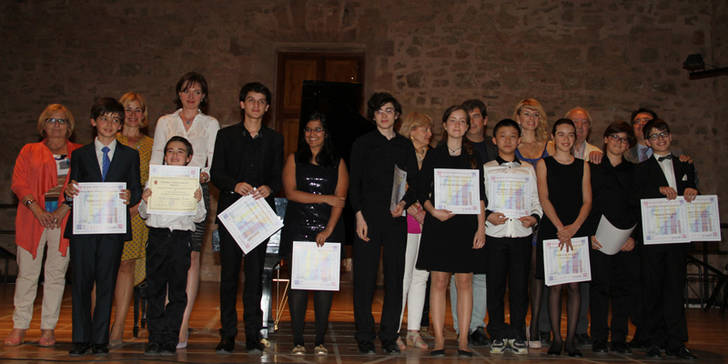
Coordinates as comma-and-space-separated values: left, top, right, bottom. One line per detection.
108, 92, 154, 346
280, 113, 348, 355
586, 121, 639, 355
6, 104, 81, 346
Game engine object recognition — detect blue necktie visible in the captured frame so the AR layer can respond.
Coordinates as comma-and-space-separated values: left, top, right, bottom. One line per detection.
101, 146, 110, 181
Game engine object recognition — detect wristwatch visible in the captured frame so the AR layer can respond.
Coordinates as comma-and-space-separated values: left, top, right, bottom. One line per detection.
24, 199, 35, 208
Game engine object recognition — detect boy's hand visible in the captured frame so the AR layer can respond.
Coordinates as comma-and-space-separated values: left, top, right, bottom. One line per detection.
684, 187, 698, 202
141, 188, 151, 203
659, 186, 678, 200
621, 237, 635, 252
355, 211, 370, 242
430, 208, 454, 222
519, 215, 537, 228
678, 154, 693, 164
472, 226, 485, 249
251, 185, 271, 200
64, 180, 79, 199
120, 189, 131, 204
199, 171, 210, 184
234, 182, 254, 195
588, 150, 603, 164
590, 235, 602, 250
390, 200, 406, 217
194, 187, 202, 201
487, 212, 507, 225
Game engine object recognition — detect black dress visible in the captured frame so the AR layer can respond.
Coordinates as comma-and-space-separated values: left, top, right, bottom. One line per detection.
280, 159, 344, 258
416, 144, 485, 273
535, 156, 589, 279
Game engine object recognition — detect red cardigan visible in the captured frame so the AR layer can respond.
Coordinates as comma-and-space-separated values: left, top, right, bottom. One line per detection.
11, 140, 82, 258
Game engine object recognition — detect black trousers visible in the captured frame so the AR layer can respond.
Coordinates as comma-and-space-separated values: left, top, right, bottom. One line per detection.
288, 289, 333, 346
352, 216, 406, 345
641, 244, 688, 351
624, 247, 644, 340
69, 235, 124, 345
146, 228, 191, 346
485, 236, 531, 340
589, 249, 631, 343
219, 226, 268, 342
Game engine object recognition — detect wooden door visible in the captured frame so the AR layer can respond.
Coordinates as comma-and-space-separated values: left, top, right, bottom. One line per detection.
276, 53, 364, 157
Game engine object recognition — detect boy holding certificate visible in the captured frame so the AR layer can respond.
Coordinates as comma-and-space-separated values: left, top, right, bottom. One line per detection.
139, 136, 206, 355
483, 119, 542, 354
635, 119, 698, 360
63, 98, 142, 356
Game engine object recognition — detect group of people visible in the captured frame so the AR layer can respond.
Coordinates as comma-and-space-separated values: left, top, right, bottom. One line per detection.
6, 71, 700, 360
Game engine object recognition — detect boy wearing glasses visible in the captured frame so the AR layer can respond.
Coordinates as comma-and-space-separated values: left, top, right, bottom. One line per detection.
635, 119, 698, 360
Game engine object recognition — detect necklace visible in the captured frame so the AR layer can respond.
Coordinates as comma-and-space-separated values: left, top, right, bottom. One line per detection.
448, 146, 461, 154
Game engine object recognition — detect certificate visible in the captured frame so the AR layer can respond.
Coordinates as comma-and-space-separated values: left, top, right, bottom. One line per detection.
291, 241, 341, 291
594, 215, 636, 255
543, 237, 591, 286
640, 198, 690, 245
486, 172, 532, 217
73, 182, 127, 235
147, 165, 200, 215
390, 165, 407, 217
685, 195, 721, 242
433, 168, 480, 214
217, 195, 284, 254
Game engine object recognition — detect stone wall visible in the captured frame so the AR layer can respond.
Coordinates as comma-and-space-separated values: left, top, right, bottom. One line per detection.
1, 0, 726, 280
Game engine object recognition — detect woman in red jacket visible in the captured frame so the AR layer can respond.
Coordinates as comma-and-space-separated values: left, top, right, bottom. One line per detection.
5, 104, 81, 346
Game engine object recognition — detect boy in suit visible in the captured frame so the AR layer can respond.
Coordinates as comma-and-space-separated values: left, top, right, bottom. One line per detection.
635, 119, 697, 360
64, 97, 142, 356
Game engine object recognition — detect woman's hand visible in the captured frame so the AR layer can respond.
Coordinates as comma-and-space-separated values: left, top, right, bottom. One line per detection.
251, 185, 271, 200
321, 194, 345, 208
141, 188, 152, 203
590, 235, 602, 250
199, 171, 210, 184
408, 203, 426, 224
557, 224, 578, 243
64, 180, 79, 199
194, 187, 202, 201
315, 228, 332, 247
430, 208, 454, 222
355, 211, 370, 242
487, 212, 507, 225
119, 189, 131, 205
621, 237, 635, 252
390, 200, 406, 217
472, 226, 486, 249
519, 215, 537, 228
559, 238, 574, 252
234, 182, 254, 196
32, 206, 55, 229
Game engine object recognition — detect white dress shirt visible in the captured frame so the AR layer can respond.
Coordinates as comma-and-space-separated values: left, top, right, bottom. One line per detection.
483, 158, 543, 238
573, 140, 602, 161
655, 153, 677, 190
138, 180, 207, 231
151, 109, 220, 175
94, 137, 117, 173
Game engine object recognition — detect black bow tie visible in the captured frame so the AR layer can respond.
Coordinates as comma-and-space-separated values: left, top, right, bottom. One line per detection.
658, 155, 673, 162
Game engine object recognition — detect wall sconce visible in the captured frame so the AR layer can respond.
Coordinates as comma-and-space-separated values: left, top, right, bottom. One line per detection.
683, 54, 728, 79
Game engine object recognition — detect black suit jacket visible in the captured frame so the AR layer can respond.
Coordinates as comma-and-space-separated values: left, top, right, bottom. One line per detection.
64, 142, 142, 241
634, 154, 697, 244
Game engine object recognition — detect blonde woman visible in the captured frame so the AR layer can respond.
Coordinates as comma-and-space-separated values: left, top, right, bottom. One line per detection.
396, 112, 433, 350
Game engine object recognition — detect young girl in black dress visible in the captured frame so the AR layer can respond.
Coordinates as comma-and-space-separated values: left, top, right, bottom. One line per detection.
416, 105, 486, 357
535, 118, 592, 357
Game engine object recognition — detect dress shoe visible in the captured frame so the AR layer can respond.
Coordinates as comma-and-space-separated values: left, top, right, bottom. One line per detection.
144, 342, 161, 355
612, 341, 631, 354
246, 340, 264, 354
160, 343, 176, 356
215, 336, 234, 354
430, 348, 445, 356
39, 329, 56, 347
667, 346, 697, 360
547, 341, 563, 355
69, 343, 91, 356
469, 327, 489, 346
628, 337, 647, 349
646, 345, 662, 358
382, 341, 401, 354
4, 328, 26, 346
575, 333, 591, 346
358, 341, 376, 354
457, 349, 473, 357
592, 340, 608, 353
92, 344, 109, 355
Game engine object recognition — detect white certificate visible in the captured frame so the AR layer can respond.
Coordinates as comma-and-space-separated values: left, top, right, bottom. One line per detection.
543, 237, 591, 287
486, 172, 532, 218
594, 215, 636, 255
73, 182, 127, 235
685, 195, 721, 242
390, 165, 407, 217
291, 241, 341, 291
147, 165, 200, 216
640, 198, 690, 245
433, 168, 480, 215
218, 195, 284, 254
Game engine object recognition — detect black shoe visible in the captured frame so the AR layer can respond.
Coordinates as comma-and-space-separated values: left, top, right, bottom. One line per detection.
666, 346, 697, 360
358, 341, 376, 354
547, 341, 563, 355
246, 340, 264, 354
628, 338, 647, 349
567, 346, 583, 357
458, 349, 473, 357
469, 327, 489, 346
69, 343, 91, 356
575, 333, 591, 346
646, 345, 662, 358
430, 349, 446, 356
612, 341, 631, 354
92, 344, 109, 355
215, 336, 234, 354
144, 342, 161, 356
160, 343, 176, 356
592, 340, 608, 353
382, 341, 400, 354
539, 331, 551, 345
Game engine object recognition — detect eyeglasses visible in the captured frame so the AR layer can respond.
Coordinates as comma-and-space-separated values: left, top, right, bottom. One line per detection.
375, 107, 396, 115
647, 131, 670, 141
304, 127, 324, 133
45, 118, 67, 125
608, 134, 630, 144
